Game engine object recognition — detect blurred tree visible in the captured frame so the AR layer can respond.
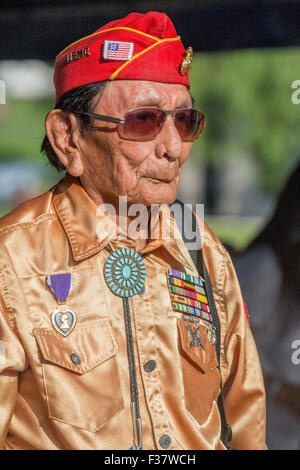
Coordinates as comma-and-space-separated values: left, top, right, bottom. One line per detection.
0, 98, 53, 161
190, 48, 300, 191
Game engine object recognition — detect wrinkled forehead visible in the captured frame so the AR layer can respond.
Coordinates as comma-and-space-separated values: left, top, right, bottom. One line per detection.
96, 80, 193, 113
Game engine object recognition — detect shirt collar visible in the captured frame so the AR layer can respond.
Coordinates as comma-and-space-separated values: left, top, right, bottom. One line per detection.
52, 174, 194, 270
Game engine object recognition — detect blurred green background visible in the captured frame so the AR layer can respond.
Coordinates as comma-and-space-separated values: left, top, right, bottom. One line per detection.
0, 48, 299, 251
190, 48, 300, 191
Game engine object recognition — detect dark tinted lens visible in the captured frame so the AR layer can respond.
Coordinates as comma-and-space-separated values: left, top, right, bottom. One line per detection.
123, 108, 165, 140
174, 109, 204, 141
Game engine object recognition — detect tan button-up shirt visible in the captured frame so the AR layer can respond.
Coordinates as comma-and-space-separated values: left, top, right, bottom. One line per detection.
0, 175, 266, 450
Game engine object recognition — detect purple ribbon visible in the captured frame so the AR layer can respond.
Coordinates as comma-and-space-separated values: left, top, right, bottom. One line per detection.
47, 273, 72, 303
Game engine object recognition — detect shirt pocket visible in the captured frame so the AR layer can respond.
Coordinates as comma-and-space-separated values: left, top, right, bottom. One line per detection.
33, 319, 123, 432
177, 318, 220, 425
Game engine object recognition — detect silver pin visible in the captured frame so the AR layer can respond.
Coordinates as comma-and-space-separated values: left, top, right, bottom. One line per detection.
207, 325, 217, 344
186, 322, 205, 349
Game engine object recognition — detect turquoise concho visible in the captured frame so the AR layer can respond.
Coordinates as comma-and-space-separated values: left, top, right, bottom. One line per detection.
104, 248, 146, 297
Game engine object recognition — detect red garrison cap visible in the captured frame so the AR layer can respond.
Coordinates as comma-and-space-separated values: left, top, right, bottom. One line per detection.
54, 11, 192, 104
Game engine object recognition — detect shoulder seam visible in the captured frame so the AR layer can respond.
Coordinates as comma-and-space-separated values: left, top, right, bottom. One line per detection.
0, 263, 16, 331
211, 248, 229, 377
203, 234, 227, 258
0, 213, 56, 236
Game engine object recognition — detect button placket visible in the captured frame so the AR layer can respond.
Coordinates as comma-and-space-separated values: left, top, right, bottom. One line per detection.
131, 291, 177, 450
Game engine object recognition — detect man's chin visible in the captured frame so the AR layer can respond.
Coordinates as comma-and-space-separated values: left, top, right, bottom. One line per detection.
137, 182, 178, 206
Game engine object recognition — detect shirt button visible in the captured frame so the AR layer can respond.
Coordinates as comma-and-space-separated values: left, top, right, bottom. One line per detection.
71, 353, 81, 365
144, 360, 156, 373
159, 434, 172, 449
159, 435, 171, 449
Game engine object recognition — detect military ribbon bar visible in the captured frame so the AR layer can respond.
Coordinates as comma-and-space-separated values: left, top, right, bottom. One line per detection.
169, 269, 204, 287
167, 269, 213, 323
168, 276, 208, 302
171, 302, 212, 322
170, 293, 210, 313
46, 273, 72, 304
169, 284, 209, 311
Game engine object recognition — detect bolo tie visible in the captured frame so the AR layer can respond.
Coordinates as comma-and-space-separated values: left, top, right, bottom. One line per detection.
104, 245, 146, 450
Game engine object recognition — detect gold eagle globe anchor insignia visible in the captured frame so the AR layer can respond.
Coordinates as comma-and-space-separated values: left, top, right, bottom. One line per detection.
180, 46, 193, 76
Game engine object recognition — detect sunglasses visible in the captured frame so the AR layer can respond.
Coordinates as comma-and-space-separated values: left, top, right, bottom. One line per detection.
70, 107, 205, 142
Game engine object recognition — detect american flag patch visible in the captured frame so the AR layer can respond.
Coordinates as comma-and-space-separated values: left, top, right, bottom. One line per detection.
103, 40, 134, 61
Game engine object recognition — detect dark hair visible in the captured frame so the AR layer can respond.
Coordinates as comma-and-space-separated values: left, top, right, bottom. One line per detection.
41, 81, 107, 171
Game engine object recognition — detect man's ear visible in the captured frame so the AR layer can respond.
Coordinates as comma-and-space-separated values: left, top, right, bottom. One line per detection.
45, 110, 84, 176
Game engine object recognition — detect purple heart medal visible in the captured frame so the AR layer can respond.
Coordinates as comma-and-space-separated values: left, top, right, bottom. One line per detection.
46, 273, 77, 337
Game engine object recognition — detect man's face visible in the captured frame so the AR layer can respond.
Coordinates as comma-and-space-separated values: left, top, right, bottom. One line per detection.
78, 80, 194, 207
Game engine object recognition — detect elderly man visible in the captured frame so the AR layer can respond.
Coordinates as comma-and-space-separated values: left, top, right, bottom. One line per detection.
0, 12, 266, 450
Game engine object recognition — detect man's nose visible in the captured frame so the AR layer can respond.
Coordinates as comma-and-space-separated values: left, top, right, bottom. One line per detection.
155, 114, 183, 161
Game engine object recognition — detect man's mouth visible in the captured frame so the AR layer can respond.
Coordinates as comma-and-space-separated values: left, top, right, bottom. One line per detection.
143, 175, 177, 184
